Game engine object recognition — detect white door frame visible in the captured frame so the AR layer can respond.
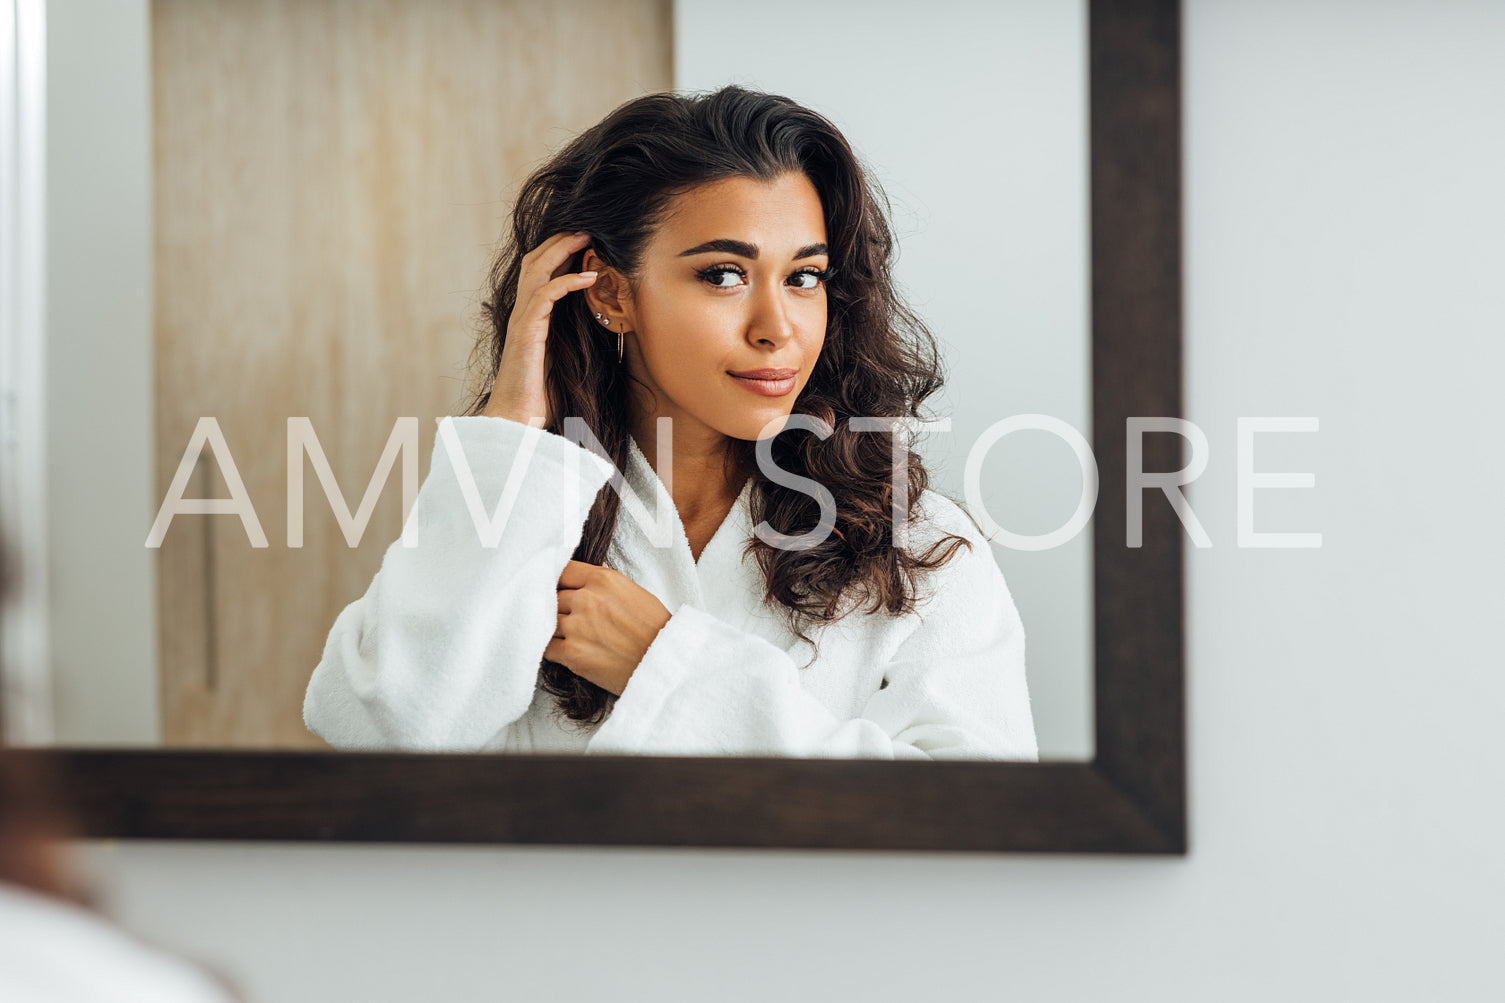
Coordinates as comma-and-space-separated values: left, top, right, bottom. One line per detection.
0, 0, 51, 744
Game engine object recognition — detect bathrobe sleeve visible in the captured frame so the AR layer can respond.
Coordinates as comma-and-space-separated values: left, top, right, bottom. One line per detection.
302, 415, 617, 750
584, 501, 1039, 761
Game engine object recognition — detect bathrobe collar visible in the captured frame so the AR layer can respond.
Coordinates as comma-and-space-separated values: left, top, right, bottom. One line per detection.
612, 433, 755, 616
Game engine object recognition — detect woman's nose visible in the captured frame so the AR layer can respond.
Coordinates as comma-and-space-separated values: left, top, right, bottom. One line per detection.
748, 283, 795, 348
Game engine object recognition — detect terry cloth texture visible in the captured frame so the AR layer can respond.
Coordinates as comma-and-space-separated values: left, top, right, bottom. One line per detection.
303, 416, 1038, 759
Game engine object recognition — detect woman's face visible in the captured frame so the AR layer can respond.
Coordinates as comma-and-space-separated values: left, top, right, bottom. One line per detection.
605, 171, 829, 446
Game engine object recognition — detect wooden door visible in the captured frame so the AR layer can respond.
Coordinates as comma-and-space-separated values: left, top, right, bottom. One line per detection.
153, 0, 672, 746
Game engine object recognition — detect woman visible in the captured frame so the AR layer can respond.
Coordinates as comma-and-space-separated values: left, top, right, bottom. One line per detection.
303, 85, 1037, 759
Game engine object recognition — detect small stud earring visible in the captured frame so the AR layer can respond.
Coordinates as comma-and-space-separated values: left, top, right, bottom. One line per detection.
593, 312, 623, 363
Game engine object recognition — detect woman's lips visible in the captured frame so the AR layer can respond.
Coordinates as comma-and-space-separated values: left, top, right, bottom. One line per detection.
728, 374, 798, 397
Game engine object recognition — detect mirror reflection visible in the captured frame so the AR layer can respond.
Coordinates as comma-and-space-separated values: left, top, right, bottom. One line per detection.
12, 0, 1091, 759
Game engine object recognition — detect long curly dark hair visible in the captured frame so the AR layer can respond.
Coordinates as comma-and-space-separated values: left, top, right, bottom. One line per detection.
465, 85, 971, 725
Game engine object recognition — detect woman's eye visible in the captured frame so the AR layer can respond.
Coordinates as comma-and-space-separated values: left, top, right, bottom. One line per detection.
697, 266, 745, 288
696, 265, 827, 290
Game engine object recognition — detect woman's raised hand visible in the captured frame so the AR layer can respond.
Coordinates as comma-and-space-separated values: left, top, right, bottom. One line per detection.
482, 231, 599, 425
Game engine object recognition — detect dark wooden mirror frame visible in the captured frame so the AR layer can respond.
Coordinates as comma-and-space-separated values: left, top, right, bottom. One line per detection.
7, 0, 1184, 854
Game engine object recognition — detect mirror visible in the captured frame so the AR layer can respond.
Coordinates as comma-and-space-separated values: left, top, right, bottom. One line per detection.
2, 0, 1184, 852
11, 0, 1092, 760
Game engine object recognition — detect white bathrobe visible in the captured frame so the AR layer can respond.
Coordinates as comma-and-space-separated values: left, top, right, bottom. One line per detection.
302, 416, 1038, 760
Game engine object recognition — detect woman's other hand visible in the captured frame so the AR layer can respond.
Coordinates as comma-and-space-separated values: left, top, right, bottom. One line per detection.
548, 560, 672, 696
482, 231, 598, 426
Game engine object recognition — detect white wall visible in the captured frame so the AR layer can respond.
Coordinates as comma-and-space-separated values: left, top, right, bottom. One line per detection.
60, 1, 1505, 1001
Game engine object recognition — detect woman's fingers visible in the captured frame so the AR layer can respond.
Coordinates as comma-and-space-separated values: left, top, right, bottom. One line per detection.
486, 232, 597, 424
556, 560, 598, 590
510, 231, 597, 333
521, 231, 593, 286
517, 270, 598, 326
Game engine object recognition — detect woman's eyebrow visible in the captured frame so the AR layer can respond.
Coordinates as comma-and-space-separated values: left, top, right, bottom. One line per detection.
678, 239, 829, 260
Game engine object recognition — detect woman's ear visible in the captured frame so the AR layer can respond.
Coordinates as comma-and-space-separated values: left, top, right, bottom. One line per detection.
580, 248, 634, 332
